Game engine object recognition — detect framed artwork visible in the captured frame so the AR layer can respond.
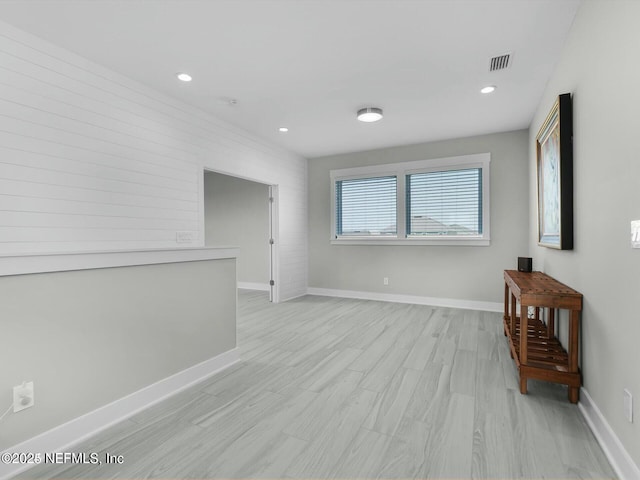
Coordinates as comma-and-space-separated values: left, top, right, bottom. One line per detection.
536, 93, 573, 249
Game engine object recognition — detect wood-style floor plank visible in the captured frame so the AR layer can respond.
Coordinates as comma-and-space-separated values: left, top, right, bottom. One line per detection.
18, 290, 617, 479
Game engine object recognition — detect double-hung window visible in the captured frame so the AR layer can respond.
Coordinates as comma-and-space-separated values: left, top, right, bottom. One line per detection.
331, 153, 490, 245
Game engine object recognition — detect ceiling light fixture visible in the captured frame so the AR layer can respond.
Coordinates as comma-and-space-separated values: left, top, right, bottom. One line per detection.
357, 107, 383, 122
176, 72, 192, 82
480, 85, 496, 94
279, 127, 289, 133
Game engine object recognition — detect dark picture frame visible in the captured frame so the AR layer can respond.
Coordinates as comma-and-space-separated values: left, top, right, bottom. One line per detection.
536, 93, 573, 250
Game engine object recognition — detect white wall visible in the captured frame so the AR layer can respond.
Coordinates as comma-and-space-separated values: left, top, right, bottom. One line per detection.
308, 130, 529, 305
204, 171, 270, 286
528, 0, 640, 469
0, 20, 307, 300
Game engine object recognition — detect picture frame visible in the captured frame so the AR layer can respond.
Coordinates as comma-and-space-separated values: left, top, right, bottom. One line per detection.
536, 93, 573, 249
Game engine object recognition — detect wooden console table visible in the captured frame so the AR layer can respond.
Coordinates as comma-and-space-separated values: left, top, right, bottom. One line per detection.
503, 270, 582, 403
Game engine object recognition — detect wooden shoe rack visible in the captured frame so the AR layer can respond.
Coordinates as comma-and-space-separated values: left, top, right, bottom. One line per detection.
503, 270, 583, 403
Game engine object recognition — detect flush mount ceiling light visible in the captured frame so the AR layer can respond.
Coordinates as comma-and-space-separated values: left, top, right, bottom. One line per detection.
357, 107, 383, 122
279, 127, 289, 133
480, 85, 496, 94
176, 72, 192, 82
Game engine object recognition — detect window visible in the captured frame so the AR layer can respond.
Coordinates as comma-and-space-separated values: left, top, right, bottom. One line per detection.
406, 168, 482, 237
336, 176, 397, 236
330, 153, 490, 245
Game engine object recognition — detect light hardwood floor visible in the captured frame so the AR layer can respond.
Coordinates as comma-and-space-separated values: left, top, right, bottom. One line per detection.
21, 290, 615, 479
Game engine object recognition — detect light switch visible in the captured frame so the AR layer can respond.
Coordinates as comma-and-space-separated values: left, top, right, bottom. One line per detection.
631, 220, 640, 248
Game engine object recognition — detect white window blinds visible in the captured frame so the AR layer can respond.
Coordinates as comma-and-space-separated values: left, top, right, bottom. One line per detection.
406, 168, 482, 236
335, 176, 397, 237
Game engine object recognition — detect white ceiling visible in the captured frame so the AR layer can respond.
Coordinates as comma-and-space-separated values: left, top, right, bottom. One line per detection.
0, 0, 580, 158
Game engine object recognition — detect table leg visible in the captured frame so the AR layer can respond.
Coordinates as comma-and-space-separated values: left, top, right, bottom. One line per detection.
511, 294, 517, 337
568, 309, 580, 403
508, 292, 516, 358
569, 387, 580, 403
504, 283, 509, 336
547, 308, 555, 339
519, 303, 528, 394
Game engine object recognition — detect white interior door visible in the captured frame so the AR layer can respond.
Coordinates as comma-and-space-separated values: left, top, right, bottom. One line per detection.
268, 185, 278, 303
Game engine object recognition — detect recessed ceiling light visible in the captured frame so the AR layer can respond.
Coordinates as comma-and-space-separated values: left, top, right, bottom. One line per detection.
480, 85, 496, 94
357, 107, 383, 122
176, 72, 192, 82
279, 127, 289, 133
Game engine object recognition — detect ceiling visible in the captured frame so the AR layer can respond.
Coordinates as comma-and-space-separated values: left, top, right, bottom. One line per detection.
0, 0, 580, 158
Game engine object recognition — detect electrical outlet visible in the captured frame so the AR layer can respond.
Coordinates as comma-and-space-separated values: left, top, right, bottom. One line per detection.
383, 277, 389, 286
13, 381, 34, 413
176, 231, 197, 243
623, 389, 633, 423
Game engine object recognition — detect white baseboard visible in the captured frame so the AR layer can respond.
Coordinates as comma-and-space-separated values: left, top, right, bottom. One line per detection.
307, 287, 502, 312
579, 388, 640, 480
0, 348, 240, 480
237, 281, 270, 291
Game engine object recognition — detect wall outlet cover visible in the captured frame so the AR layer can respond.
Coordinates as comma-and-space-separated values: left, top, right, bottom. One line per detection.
623, 389, 633, 423
632, 221, 640, 248
13, 381, 34, 413
176, 231, 197, 243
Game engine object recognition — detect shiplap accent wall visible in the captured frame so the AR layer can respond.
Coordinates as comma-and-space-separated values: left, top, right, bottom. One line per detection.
0, 21, 307, 300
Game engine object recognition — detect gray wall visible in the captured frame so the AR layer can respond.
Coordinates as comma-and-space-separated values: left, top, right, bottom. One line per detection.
204, 172, 270, 286
528, 0, 639, 466
308, 130, 529, 303
0, 259, 236, 449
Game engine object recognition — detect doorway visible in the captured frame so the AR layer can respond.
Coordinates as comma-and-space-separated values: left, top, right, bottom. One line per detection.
203, 170, 278, 302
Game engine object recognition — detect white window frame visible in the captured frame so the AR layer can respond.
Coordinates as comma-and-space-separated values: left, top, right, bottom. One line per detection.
330, 153, 490, 246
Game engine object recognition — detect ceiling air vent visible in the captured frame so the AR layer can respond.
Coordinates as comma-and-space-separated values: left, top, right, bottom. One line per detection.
489, 53, 511, 72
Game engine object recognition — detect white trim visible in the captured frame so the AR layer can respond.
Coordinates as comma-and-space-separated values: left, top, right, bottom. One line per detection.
238, 281, 271, 291
329, 153, 490, 179
0, 348, 240, 480
330, 238, 490, 246
282, 291, 309, 302
269, 184, 280, 303
306, 287, 502, 312
0, 247, 239, 277
579, 388, 640, 480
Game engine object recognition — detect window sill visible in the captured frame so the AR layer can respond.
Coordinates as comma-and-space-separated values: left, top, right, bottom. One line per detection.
331, 237, 490, 246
